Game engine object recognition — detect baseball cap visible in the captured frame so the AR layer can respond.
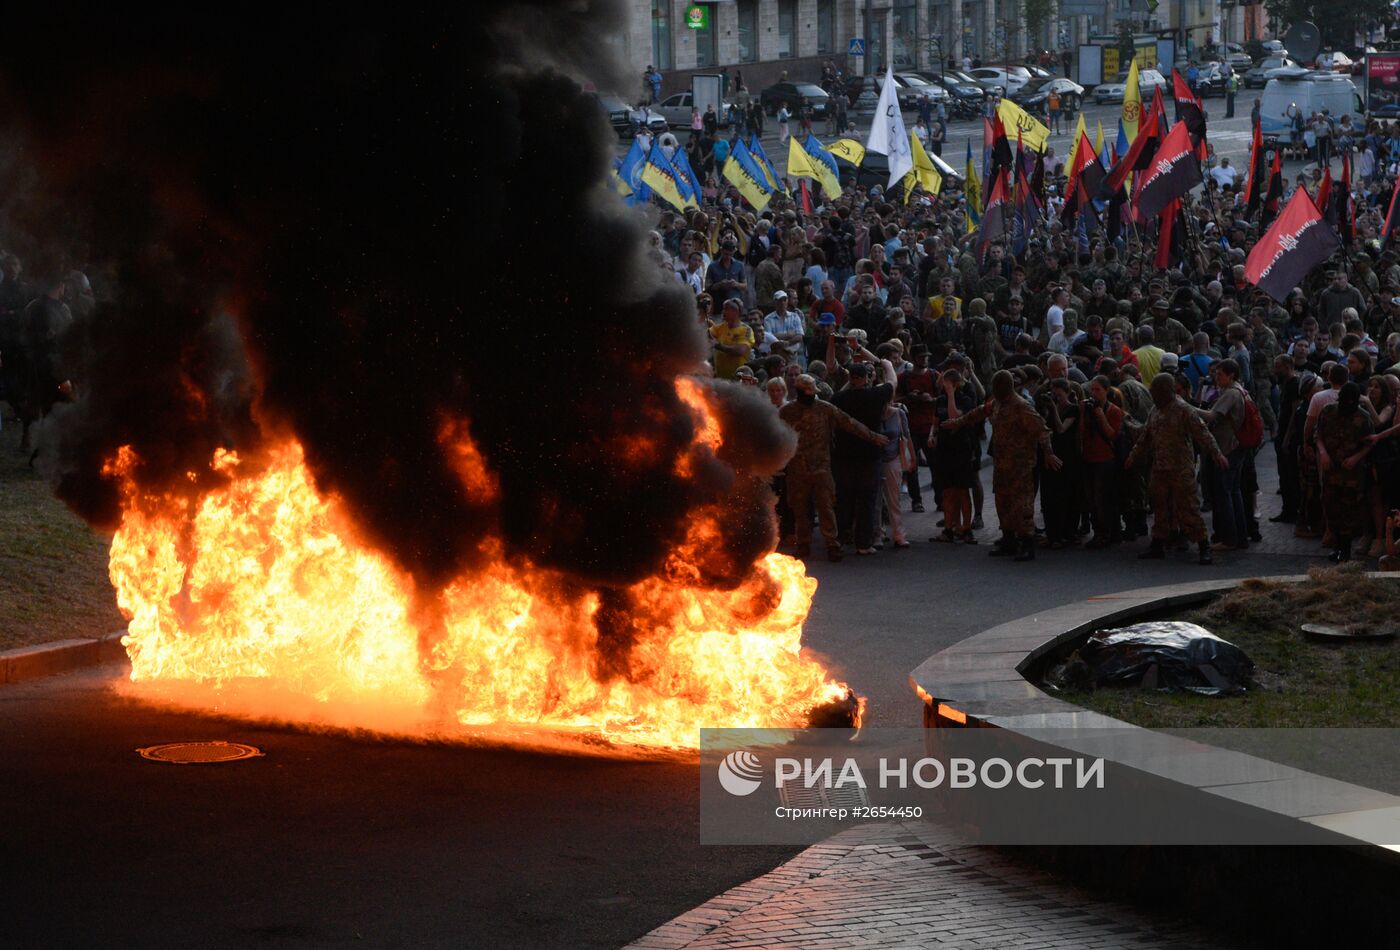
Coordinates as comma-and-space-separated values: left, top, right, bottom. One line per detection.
1160, 352, 1180, 370
773, 289, 788, 300
818, 312, 837, 326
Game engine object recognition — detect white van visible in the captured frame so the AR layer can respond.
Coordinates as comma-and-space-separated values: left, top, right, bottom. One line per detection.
1259, 69, 1364, 138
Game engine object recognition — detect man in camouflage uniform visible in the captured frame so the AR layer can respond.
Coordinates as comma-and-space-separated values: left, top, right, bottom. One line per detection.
1248, 308, 1279, 430
778, 374, 887, 561
1139, 297, 1192, 354
1125, 373, 1228, 565
947, 369, 1060, 561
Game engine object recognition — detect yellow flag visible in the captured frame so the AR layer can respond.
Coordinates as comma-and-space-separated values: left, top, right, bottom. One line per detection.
722, 154, 771, 211
995, 98, 1050, 154
786, 135, 818, 180
1122, 59, 1141, 145
641, 160, 689, 214
828, 138, 867, 166
903, 131, 943, 202
1095, 120, 1105, 155
1064, 112, 1088, 178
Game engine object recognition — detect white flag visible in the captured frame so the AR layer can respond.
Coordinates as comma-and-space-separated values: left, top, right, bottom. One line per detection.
865, 67, 913, 190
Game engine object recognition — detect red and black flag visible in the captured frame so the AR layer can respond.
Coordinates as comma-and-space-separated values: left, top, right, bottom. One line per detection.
1171, 69, 1208, 162
1314, 165, 1332, 217
1102, 93, 1162, 197
988, 112, 1013, 177
1061, 128, 1104, 223
798, 178, 814, 214
1155, 198, 1185, 270
1245, 188, 1341, 302
1383, 177, 1400, 250
977, 167, 1011, 257
1335, 150, 1354, 246
1264, 146, 1284, 221
1031, 146, 1046, 201
1013, 158, 1042, 254
1244, 117, 1266, 217
1136, 120, 1201, 222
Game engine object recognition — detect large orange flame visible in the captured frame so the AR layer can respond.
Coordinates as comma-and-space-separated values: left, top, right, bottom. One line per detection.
103, 381, 855, 750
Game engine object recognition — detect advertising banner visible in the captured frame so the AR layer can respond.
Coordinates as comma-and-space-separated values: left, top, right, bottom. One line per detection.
1366, 53, 1400, 117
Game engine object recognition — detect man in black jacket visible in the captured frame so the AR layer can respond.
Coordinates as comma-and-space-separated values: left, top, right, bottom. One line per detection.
832, 358, 896, 554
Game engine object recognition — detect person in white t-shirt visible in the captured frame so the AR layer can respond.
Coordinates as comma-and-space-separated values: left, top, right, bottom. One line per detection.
1044, 287, 1069, 343
1209, 157, 1237, 191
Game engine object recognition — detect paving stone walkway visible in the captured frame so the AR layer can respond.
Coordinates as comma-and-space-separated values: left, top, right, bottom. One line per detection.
628, 821, 1223, 949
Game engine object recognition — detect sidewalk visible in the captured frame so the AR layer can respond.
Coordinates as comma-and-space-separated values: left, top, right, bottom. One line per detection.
628, 821, 1219, 949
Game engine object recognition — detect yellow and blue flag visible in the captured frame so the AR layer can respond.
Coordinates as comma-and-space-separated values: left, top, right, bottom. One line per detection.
640, 142, 694, 213
964, 140, 981, 233
610, 157, 633, 197
671, 147, 703, 207
618, 138, 651, 206
748, 134, 784, 194
723, 140, 772, 211
799, 134, 842, 198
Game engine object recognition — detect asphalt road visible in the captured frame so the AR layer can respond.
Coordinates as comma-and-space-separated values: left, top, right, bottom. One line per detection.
1, 453, 1324, 948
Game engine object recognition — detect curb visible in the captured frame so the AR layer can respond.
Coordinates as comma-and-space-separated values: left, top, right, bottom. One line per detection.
1, 630, 128, 686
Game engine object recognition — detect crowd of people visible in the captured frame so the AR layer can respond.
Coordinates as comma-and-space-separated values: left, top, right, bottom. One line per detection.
648, 142, 1400, 566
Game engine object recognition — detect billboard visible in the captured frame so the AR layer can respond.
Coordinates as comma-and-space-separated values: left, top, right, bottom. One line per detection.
1367, 53, 1400, 117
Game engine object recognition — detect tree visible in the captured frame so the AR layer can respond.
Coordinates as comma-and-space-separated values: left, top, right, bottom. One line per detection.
1024, 0, 1054, 50
1261, 0, 1391, 48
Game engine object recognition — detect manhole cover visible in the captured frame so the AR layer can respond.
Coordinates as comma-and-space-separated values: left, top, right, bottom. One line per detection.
1301, 623, 1396, 643
136, 741, 264, 764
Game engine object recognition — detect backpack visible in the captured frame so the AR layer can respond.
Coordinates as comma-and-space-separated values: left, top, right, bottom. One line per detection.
1236, 386, 1265, 449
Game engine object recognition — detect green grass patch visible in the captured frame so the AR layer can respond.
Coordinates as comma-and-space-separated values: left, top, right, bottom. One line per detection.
0, 417, 127, 650
1059, 567, 1400, 729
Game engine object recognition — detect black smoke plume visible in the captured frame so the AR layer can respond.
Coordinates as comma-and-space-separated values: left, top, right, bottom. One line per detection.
0, 6, 794, 598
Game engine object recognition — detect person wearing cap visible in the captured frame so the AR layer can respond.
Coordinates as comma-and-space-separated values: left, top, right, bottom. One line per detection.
778, 373, 888, 561
765, 290, 806, 369
948, 370, 1061, 561
709, 299, 754, 380
1140, 297, 1191, 355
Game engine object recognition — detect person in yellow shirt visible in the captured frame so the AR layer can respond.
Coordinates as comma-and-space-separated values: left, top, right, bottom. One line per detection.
1132, 324, 1167, 386
710, 299, 755, 379
921, 275, 962, 321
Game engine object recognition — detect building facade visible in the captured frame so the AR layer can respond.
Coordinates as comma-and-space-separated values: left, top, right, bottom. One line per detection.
614, 0, 1060, 100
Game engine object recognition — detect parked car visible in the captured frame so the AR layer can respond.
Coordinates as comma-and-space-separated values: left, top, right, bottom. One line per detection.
1011, 77, 1084, 111
1092, 68, 1167, 104
1314, 51, 1354, 72
917, 71, 985, 101
1221, 43, 1254, 71
653, 91, 731, 128
968, 66, 1032, 95
1193, 63, 1229, 97
893, 72, 949, 110
596, 94, 669, 137
1261, 40, 1287, 55
1025, 64, 1056, 80
759, 81, 830, 117
834, 147, 963, 192
1244, 55, 1299, 88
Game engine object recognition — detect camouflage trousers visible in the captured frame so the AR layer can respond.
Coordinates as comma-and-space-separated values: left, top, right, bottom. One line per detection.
787, 466, 839, 549
1251, 376, 1277, 431
992, 462, 1037, 538
1149, 467, 1207, 542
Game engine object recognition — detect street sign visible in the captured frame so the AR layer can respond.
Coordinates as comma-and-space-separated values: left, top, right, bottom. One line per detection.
685, 5, 708, 30
848, 38, 865, 56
